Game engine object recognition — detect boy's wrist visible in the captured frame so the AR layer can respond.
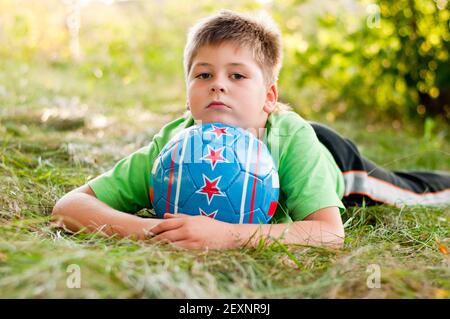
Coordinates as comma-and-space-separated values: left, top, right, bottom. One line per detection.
141, 218, 162, 238
231, 223, 281, 248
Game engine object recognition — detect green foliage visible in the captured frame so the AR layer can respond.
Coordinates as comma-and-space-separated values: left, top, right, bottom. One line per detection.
277, 0, 450, 122
1, 0, 449, 123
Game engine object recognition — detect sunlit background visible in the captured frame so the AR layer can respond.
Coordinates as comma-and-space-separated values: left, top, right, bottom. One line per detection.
0, 1, 449, 299
1, 0, 449, 125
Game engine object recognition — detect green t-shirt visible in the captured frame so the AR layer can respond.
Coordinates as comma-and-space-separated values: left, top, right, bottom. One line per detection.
88, 111, 345, 223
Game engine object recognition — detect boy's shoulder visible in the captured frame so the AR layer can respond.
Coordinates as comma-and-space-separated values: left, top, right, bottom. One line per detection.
267, 110, 312, 137
152, 113, 195, 147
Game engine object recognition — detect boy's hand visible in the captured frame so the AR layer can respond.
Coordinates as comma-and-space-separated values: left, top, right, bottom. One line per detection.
149, 213, 239, 250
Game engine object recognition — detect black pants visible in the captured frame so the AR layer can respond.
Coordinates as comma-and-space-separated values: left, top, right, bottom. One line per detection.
310, 122, 450, 207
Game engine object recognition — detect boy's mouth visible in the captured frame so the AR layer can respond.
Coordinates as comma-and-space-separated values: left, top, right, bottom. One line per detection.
207, 101, 231, 109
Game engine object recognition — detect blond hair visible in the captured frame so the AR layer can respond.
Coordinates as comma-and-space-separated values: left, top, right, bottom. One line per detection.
183, 9, 283, 86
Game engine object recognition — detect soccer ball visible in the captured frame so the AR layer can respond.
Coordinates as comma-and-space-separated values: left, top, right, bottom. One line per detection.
149, 122, 279, 224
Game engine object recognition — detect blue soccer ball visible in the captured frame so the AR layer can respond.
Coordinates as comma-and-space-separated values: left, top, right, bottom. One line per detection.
149, 122, 279, 224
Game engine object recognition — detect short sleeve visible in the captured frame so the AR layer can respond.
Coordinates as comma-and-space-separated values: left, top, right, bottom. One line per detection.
86, 115, 195, 214
88, 143, 160, 214
278, 125, 345, 221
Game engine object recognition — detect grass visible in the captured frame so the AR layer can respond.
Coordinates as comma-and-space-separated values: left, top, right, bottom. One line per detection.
0, 59, 449, 299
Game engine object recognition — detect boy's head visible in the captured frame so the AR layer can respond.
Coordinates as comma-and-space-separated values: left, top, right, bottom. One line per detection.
183, 10, 287, 132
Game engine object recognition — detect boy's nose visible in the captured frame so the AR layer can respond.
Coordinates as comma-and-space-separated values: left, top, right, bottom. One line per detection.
209, 84, 226, 93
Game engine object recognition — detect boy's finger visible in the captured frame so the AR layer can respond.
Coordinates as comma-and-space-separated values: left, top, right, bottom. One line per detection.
150, 218, 183, 235
164, 213, 189, 219
152, 230, 186, 243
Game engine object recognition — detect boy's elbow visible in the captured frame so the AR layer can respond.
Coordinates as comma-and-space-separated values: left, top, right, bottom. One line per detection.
52, 185, 93, 218
51, 194, 81, 232
51, 197, 66, 222
334, 224, 345, 249
326, 223, 345, 250
333, 234, 345, 249
51, 192, 77, 221
324, 235, 344, 250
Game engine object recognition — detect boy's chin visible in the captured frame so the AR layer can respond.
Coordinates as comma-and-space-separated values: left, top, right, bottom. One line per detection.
195, 115, 238, 127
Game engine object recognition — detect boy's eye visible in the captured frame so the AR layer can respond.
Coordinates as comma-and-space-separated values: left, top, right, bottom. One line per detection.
195, 73, 246, 80
231, 73, 245, 80
196, 73, 211, 79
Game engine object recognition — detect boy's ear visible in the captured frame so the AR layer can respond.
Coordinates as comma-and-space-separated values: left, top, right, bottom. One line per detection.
263, 82, 278, 113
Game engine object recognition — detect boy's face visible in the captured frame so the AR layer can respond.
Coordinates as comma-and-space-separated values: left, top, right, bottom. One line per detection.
187, 42, 277, 133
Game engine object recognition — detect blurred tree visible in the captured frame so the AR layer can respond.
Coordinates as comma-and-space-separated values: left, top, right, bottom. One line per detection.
2, 0, 449, 122
374, 0, 450, 120
280, 0, 450, 122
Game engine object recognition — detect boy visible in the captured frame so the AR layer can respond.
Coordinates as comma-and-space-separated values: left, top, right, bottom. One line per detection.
52, 10, 450, 250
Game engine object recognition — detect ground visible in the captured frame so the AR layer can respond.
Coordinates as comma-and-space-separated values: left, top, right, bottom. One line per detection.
0, 61, 449, 298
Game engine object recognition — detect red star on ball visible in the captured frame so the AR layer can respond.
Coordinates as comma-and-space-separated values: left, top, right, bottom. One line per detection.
208, 125, 231, 139
196, 175, 225, 204
201, 146, 228, 170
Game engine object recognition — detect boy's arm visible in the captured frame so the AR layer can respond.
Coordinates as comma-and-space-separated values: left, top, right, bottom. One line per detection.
52, 185, 162, 240
149, 206, 344, 250
234, 206, 345, 248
